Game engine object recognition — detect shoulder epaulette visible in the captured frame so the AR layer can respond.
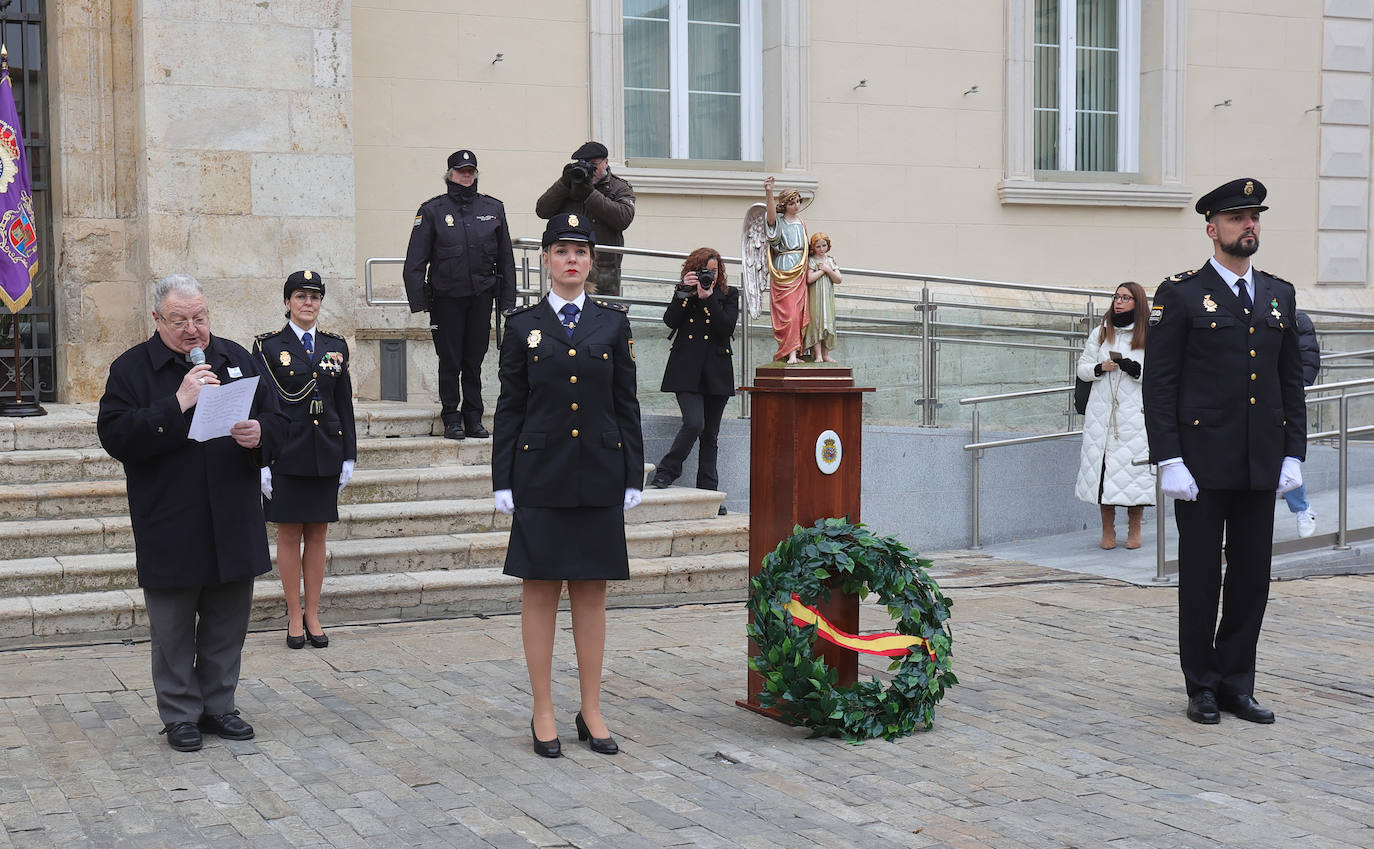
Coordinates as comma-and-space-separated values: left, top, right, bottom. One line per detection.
254, 330, 277, 341
595, 300, 629, 312
1258, 269, 1296, 289
504, 303, 538, 318
1163, 268, 1201, 284
318, 329, 345, 341
419, 193, 445, 208
481, 193, 504, 205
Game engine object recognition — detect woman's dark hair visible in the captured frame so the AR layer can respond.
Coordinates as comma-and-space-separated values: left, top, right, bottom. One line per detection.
680, 247, 729, 292
1100, 281, 1148, 350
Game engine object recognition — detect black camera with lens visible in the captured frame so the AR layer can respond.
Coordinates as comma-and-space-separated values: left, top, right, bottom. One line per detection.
568, 159, 596, 183
678, 267, 714, 294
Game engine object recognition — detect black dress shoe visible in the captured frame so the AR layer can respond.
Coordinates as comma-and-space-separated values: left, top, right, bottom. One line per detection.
443, 424, 466, 440
464, 423, 491, 439
1186, 689, 1220, 724
1220, 693, 1276, 724
304, 626, 329, 649
161, 721, 203, 752
717, 505, 728, 516
574, 712, 619, 755
199, 711, 255, 740
649, 473, 674, 489
531, 719, 561, 758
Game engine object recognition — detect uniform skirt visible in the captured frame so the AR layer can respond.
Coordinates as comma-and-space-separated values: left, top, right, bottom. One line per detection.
263, 473, 340, 524
503, 505, 629, 581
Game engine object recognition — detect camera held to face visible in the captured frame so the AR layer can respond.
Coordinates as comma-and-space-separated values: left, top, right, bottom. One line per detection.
568, 159, 597, 183
679, 267, 713, 294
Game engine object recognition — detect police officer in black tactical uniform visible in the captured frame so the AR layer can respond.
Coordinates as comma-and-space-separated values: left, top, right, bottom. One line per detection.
404, 149, 517, 440
1144, 178, 1306, 727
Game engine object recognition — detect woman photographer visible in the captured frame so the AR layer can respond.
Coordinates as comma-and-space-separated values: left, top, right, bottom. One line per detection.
648, 248, 739, 513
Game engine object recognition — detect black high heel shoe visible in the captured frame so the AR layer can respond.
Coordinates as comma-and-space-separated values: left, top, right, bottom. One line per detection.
303, 620, 329, 648
531, 719, 561, 758
574, 712, 619, 755
286, 614, 305, 650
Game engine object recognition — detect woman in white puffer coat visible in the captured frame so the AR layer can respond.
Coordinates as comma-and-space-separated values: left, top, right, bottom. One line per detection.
1076, 281, 1154, 549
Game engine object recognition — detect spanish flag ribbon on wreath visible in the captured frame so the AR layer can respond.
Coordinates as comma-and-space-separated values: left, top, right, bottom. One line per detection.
0, 45, 38, 314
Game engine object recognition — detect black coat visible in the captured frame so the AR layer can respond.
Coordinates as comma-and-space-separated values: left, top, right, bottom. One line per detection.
660, 286, 738, 396
253, 325, 357, 477
97, 334, 288, 590
492, 298, 644, 507
403, 188, 517, 313
1294, 311, 1320, 386
1143, 263, 1306, 491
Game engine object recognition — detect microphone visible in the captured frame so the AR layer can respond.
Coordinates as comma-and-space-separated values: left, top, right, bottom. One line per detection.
188, 347, 206, 366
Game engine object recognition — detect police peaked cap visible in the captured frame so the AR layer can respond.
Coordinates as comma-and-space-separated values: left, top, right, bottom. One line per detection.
541, 212, 596, 249
447, 149, 478, 169
283, 270, 325, 299
1195, 178, 1269, 219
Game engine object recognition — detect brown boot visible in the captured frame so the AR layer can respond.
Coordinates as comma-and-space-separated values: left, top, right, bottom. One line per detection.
1099, 505, 1117, 549
1125, 506, 1144, 549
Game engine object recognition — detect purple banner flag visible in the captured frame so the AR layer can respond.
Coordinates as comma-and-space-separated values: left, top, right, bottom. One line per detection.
0, 55, 38, 314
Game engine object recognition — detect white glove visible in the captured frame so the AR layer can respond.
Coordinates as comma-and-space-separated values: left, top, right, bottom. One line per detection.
494, 489, 515, 515
260, 466, 273, 500
1277, 457, 1303, 494
623, 488, 642, 511
1159, 462, 1198, 502
338, 459, 355, 493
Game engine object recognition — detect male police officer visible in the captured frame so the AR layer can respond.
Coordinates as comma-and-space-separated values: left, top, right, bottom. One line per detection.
1143, 178, 1306, 726
535, 141, 636, 296
404, 150, 517, 440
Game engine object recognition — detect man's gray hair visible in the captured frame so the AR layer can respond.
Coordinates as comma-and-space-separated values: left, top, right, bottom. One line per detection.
153, 273, 205, 312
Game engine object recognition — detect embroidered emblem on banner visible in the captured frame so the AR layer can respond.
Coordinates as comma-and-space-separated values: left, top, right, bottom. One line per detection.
0, 191, 35, 266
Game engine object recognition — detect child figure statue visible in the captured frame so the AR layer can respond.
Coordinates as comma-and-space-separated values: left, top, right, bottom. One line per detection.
804, 232, 842, 363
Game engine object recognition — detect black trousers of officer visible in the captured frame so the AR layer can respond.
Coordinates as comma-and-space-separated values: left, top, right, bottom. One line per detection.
1174, 488, 1275, 700
657, 392, 729, 490
590, 255, 623, 297
142, 578, 255, 724
430, 294, 494, 426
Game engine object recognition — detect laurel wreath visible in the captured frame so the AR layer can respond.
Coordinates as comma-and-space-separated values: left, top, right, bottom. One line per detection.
746, 518, 956, 742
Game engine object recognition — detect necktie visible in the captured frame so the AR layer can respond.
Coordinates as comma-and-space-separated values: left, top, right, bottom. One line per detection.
302, 331, 314, 357
1236, 282, 1252, 313
559, 303, 580, 339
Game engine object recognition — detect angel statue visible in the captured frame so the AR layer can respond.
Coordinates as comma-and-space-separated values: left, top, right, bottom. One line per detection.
741, 177, 809, 364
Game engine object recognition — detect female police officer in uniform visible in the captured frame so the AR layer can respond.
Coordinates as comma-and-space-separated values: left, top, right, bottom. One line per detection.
491, 213, 644, 757
255, 271, 358, 650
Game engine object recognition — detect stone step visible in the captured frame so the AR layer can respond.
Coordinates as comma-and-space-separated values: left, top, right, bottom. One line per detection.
0, 447, 124, 485
0, 552, 750, 640
0, 516, 750, 596
356, 436, 491, 469
0, 480, 129, 520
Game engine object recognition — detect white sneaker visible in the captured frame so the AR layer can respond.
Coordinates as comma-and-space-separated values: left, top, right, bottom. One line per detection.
1295, 510, 1317, 538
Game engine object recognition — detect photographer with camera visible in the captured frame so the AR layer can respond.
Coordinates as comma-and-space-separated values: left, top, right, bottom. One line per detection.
535, 141, 636, 296
648, 248, 739, 514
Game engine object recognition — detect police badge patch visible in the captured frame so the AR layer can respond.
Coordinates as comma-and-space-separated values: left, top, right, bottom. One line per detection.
1149, 304, 1164, 326
279, 350, 292, 366
527, 329, 542, 348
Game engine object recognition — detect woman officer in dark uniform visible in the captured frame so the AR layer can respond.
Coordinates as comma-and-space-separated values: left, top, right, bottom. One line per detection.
491, 213, 644, 757
648, 247, 738, 512
254, 271, 357, 650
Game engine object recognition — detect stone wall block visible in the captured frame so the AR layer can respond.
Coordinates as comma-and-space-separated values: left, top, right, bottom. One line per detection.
252, 153, 355, 217
1321, 72, 1373, 125
1318, 231, 1370, 282
314, 28, 351, 88
1320, 125, 1373, 177
280, 220, 357, 292
1319, 179, 1371, 229
1326, 0, 1374, 20
145, 21, 312, 90
144, 88, 292, 151
1323, 19, 1374, 72
57, 153, 119, 220
290, 90, 353, 154
275, 0, 347, 28
178, 216, 285, 279
146, 150, 253, 215
145, 214, 194, 275
194, 278, 287, 345
83, 281, 149, 347
58, 220, 131, 285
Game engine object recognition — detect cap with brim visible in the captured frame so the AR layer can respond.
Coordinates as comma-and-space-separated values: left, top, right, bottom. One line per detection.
284, 270, 325, 300
541, 212, 596, 249
570, 141, 608, 160
447, 149, 478, 170
1195, 178, 1269, 219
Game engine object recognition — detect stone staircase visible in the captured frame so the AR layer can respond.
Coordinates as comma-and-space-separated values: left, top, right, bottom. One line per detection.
0, 403, 749, 643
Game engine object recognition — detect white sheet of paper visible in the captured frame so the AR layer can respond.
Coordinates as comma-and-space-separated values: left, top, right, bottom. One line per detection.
187, 375, 260, 442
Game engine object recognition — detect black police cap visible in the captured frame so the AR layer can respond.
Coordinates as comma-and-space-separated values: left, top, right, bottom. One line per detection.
1195, 178, 1268, 219
447, 149, 478, 170
283, 270, 325, 300
570, 141, 608, 160
541, 212, 596, 249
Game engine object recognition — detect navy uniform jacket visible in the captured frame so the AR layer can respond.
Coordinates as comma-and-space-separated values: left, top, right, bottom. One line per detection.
403, 190, 517, 313
97, 334, 288, 589
660, 286, 739, 396
492, 298, 644, 507
253, 326, 357, 477
1143, 263, 1306, 491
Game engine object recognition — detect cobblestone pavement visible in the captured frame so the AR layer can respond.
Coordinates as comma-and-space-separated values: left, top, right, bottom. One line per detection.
1, 553, 1370, 849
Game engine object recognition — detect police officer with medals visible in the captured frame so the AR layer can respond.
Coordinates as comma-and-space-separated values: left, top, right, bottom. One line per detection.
1143, 179, 1306, 725
255, 271, 358, 650
404, 149, 517, 440
491, 212, 644, 757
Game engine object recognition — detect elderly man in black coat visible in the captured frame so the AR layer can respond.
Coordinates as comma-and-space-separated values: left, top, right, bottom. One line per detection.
98, 273, 288, 752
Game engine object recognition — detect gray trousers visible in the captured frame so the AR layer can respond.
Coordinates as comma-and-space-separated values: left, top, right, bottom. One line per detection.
142, 579, 255, 724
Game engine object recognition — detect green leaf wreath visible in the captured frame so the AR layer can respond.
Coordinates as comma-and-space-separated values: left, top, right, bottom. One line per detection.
746, 518, 956, 742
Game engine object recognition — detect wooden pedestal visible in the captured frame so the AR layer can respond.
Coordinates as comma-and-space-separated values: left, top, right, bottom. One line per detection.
737, 364, 872, 716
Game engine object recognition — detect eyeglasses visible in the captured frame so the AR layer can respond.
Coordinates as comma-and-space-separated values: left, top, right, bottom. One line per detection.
1113, 294, 1135, 302
156, 313, 210, 331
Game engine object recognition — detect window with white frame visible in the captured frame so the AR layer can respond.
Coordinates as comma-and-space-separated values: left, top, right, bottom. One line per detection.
1032, 0, 1139, 173
622, 0, 762, 162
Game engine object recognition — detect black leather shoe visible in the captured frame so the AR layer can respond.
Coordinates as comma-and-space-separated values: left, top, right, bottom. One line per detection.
1220, 693, 1275, 724
304, 626, 329, 649
531, 719, 561, 758
443, 424, 466, 440
649, 473, 674, 489
717, 505, 728, 516
1186, 690, 1220, 724
574, 712, 619, 755
199, 711, 255, 740
464, 423, 491, 439
161, 721, 203, 752
286, 614, 305, 650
